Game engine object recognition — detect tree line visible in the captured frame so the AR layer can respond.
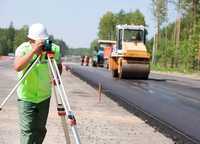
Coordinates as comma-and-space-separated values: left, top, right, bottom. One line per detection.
150, 0, 200, 72
0, 22, 69, 56
66, 48, 91, 56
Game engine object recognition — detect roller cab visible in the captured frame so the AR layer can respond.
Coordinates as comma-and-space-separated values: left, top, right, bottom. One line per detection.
109, 25, 150, 79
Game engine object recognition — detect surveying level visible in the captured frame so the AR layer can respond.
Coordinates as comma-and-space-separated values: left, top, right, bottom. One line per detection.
0, 51, 81, 144
43, 39, 53, 52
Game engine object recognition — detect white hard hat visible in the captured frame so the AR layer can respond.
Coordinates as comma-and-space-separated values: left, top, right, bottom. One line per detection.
27, 23, 49, 40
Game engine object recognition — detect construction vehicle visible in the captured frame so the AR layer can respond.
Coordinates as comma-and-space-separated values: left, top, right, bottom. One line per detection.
84, 55, 90, 66
96, 46, 104, 67
91, 52, 97, 67
91, 40, 116, 67
91, 47, 103, 67
80, 55, 85, 66
109, 25, 150, 79
97, 40, 116, 68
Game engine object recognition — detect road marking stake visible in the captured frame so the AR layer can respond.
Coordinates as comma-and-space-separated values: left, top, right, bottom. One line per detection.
98, 82, 102, 103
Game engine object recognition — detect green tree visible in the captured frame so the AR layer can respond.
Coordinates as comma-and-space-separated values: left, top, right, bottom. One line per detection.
90, 39, 98, 51
115, 9, 126, 24
14, 25, 28, 50
98, 11, 116, 40
126, 10, 145, 25
7, 22, 15, 53
151, 0, 168, 64
0, 28, 9, 55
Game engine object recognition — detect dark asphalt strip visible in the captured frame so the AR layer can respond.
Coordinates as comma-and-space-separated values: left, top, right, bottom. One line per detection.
68, 64, 200, 144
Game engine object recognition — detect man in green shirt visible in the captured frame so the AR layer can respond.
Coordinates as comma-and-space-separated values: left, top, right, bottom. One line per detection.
14, 23, 62, 144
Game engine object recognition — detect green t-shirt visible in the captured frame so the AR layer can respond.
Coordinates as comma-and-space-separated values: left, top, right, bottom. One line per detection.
15, 42, 61, 103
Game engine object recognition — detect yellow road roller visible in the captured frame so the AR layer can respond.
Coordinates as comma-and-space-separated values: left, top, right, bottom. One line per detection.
109, 25, 150, 79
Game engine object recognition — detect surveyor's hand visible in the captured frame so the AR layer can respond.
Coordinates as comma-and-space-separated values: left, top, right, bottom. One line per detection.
31, 40, 44, 55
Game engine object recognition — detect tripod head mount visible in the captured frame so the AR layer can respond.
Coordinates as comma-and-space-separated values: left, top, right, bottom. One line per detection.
46, 51, 55, 59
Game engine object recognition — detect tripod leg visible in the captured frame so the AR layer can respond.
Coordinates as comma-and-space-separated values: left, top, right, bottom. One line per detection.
48, 63, 71, 144
53, 86, 71, 144
52, 59, 71, 110
61, 115, 71, 144
47, 57, 81, 144
52, 59, 82, 144
0, 56, 40, 110
47, 57, 68, 111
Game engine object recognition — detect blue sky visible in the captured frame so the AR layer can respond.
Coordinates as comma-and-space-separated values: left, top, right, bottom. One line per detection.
0, 0, 176, 48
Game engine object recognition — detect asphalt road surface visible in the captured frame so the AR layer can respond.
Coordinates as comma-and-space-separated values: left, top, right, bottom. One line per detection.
67, 63, 200, 143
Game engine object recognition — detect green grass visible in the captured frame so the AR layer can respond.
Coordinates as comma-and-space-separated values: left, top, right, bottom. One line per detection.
151, 63, 199, 74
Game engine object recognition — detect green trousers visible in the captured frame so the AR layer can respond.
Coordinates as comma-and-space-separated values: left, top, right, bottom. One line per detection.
18, 98, 50, 144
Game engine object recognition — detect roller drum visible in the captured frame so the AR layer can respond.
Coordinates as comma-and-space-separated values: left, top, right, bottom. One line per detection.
120, 63, 150, 79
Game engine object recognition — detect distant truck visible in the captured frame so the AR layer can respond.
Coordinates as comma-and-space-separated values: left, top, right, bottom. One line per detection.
92, 40, 116, 68
80, 55, 90, 66
81, 55, 85, 66
96, 46, 104, 67
98, 40, 116, 68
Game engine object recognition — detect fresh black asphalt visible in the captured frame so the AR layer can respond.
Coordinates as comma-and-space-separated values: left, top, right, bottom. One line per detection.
68, 63, 200, 143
